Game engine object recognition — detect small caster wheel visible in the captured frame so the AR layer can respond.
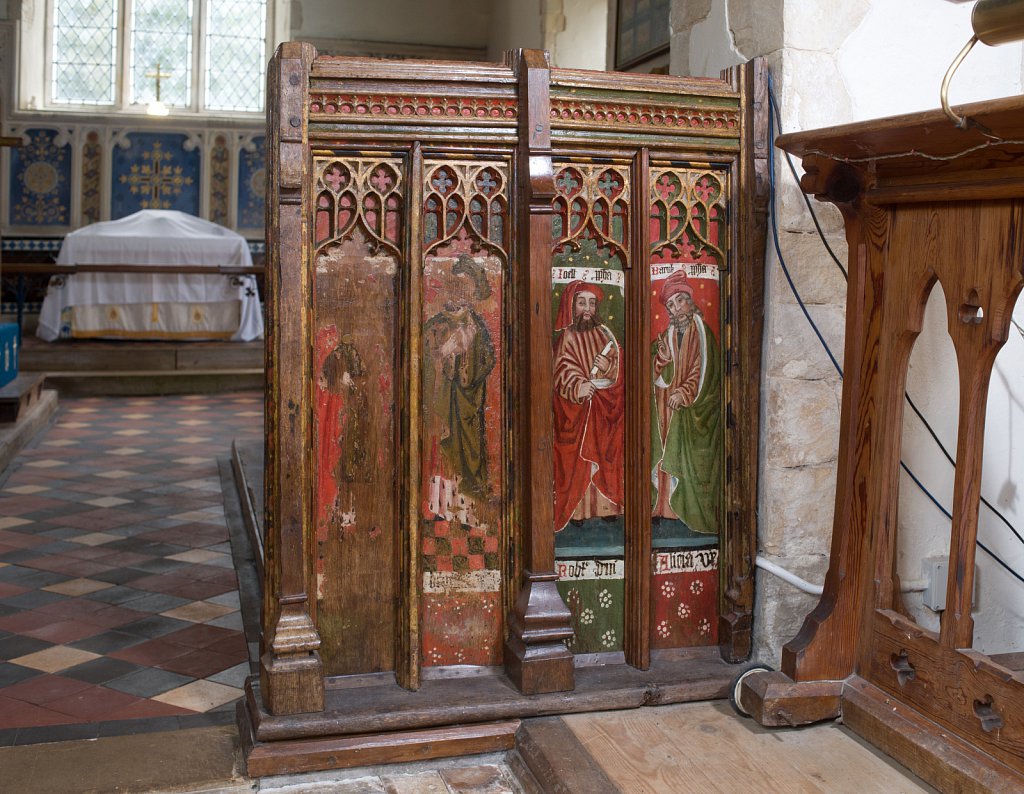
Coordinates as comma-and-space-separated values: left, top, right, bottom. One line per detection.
728, 663, 774, 717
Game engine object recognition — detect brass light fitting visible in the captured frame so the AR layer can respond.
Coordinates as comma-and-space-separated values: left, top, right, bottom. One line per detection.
941, 0, 1024, 128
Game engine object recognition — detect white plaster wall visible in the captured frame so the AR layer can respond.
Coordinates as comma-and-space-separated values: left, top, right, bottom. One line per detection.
293, 0, 491, 49
487, 0, 544, 62
670, 0, 1024, 664
553, 0, 607, 70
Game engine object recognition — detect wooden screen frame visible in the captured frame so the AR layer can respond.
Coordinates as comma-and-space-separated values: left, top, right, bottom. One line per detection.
259, 43, 767, 715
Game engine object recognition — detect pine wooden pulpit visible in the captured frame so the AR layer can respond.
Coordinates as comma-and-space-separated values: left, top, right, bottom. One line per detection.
241, 43, 768, 775
740, 96, 1024, 791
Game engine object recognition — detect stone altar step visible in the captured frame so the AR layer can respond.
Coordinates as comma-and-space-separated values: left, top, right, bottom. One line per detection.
0, 373, 45, 423
0, 387, 58, 472
18, 337, 263, 395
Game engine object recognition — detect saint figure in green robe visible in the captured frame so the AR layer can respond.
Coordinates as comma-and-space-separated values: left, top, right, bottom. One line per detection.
424, 255, 496, 500
651, 271, 722, 535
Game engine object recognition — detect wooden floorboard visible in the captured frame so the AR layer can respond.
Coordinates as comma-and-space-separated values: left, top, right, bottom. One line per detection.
560, 700, 939, 793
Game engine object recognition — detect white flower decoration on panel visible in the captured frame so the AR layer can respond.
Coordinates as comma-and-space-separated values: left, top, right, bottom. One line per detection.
601, 629, 617, 648
598, 589, 613, 608
660, 580, 676, 598
677, 603, 691, 619
580, 608, 595, 625
698, 617, 711, 635
656, 620, 671, 638
690, 579, 704, 595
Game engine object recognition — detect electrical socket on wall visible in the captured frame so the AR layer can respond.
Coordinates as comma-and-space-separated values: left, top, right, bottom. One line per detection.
922, 556, 950, 612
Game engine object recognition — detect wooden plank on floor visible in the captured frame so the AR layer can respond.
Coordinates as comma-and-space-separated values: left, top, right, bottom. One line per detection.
560, 700, 938, 794
242, 712, 519, 778
514, 717, 619, 793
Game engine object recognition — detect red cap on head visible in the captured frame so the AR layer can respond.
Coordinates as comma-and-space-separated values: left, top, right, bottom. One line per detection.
659, 270, 693, 305
556, 280, 605, 330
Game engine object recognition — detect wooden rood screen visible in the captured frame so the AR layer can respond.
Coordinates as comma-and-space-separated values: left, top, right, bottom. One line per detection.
257, 44, 765, 726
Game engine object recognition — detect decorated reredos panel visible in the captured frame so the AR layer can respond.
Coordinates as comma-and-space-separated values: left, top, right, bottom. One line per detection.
263, 44, 763, 698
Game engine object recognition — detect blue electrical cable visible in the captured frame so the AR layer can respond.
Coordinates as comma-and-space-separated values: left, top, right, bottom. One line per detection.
765, 72, 1024, 586
901, 461, 1024, 586
766, 95, 844, 378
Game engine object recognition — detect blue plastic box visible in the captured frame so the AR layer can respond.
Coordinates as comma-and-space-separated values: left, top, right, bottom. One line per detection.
0, 323, 18, 389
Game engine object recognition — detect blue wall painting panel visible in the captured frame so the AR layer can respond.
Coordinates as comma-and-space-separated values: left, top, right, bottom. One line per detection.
9, 129, 73, 227
237, 135, 265, 229
111, 132, 200, 218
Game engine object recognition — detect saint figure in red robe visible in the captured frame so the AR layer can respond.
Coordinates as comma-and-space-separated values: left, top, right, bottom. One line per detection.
552, 280, 625, 531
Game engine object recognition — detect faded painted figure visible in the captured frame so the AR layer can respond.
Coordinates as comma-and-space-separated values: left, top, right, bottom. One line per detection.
651, 271, 722, 535
552, 280, 625, 531
424, 255, 496, 505
319, 334, 372, 485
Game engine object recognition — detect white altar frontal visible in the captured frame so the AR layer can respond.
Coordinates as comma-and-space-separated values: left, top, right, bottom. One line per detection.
38, 211, 264, 342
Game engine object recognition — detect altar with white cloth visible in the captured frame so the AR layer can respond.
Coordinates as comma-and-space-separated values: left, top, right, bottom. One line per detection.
37, 210, 264, 342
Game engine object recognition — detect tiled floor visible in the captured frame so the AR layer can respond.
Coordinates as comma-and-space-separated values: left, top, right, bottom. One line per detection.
0, 391, 263, 745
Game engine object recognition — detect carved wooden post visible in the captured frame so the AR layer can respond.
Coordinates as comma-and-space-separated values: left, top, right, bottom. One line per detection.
718, 58, 768, 663
261, 41, 325, 716
503, 48, 575, 695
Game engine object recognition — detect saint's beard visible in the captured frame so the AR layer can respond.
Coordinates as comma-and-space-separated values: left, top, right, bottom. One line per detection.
670, 311, 694, 332
573, 313, 602, 332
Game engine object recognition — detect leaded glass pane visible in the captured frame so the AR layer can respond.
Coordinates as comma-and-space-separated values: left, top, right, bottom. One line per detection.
205, 0, 266, 112
130, 0, 193, 108
52, 0, 118, 104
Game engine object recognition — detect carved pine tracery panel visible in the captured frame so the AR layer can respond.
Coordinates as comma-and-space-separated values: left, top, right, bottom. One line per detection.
551, 162, 630, 655
420, 160, 511, 667
312, 155, 404, 675
648, 165, 728, 651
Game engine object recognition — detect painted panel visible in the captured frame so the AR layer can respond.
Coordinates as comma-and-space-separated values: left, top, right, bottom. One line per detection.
111, 132, 200, 218
9, 129, 73, 227
649, 166, 727, 648
237, 135, 266, 229
312, 155, 403, 675
651, 549, 719, 648
81, 131, 103, 226
552, 163, 629, 654
420, 160, 509, 667
209, 134, 230, 226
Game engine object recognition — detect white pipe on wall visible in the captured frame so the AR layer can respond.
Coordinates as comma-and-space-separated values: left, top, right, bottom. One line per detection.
755, 555, 929, 596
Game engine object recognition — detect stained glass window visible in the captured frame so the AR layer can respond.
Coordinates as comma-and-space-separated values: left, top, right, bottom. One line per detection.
52, 0, 119, 105
206, 0, 267, 112
48, 0, 268, 113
